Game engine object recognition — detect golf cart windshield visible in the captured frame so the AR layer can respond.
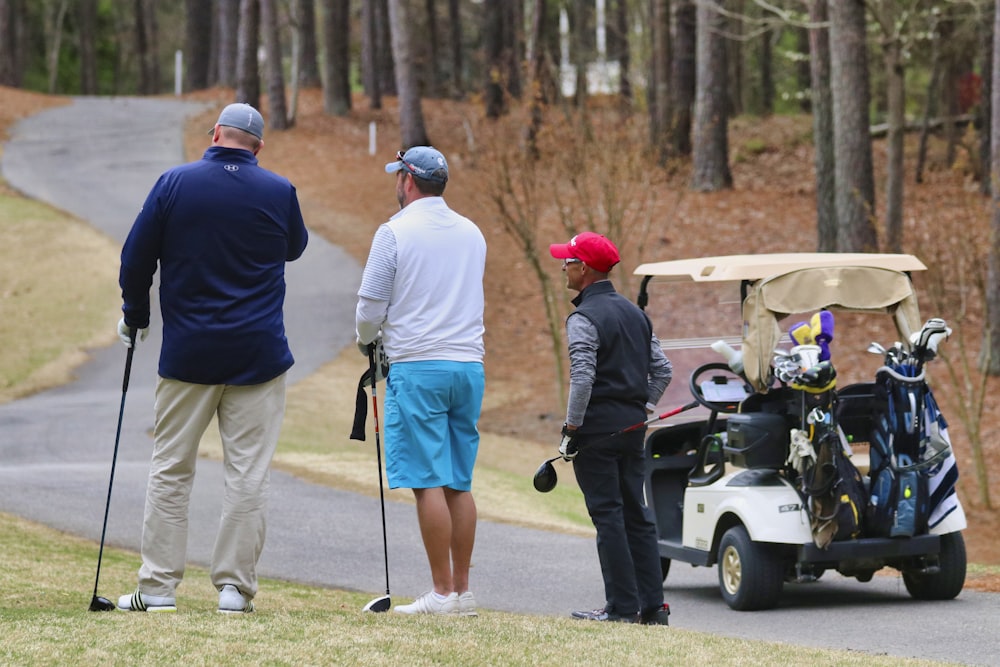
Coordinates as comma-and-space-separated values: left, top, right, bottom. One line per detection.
635, 253, 927, 392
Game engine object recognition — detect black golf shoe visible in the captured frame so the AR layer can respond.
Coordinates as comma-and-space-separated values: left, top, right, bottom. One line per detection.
640, 603, 670, 626
571, 607, 640, 623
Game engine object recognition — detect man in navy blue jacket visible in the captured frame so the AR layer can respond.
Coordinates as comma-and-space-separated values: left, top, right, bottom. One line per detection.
116, 103, 308, 614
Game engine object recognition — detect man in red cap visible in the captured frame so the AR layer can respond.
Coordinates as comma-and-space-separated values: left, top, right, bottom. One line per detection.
549, 232, 673, 625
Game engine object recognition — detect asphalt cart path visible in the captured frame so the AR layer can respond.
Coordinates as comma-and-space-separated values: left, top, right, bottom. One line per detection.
0, 97, 996, 667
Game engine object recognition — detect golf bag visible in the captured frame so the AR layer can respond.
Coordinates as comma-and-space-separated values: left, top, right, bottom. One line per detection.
802, 425, 867, 548
867, 364, 958, 538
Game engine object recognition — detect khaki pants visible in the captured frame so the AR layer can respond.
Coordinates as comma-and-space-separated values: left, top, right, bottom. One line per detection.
137, 373, 286, 599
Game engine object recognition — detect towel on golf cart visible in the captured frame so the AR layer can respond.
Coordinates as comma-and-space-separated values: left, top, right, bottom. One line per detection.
867, 364, 959, 537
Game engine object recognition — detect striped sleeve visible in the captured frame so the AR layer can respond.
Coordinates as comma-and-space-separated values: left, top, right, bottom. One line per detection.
358, 224, 397, 301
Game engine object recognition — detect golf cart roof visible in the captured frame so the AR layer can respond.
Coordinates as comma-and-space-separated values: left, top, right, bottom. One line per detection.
634, 253, 926, 283
633, 253, 928, 392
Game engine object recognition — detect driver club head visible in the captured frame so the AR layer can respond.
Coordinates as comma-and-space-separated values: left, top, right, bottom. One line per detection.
362, 594, 391, 613
533, 458, 559, 493
89, 595, 116, 612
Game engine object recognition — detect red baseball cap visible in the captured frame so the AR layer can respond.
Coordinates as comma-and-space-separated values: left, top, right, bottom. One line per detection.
549, 232, 620, 273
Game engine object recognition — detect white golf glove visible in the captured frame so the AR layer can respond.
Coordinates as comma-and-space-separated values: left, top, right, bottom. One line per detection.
358, 336, 389, 383
117, 317, 149, 348
558, 425, 578, 461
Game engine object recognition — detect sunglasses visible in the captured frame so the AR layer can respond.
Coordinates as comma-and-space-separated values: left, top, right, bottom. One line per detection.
395, 150, 418, 176
562, 258, 582, 267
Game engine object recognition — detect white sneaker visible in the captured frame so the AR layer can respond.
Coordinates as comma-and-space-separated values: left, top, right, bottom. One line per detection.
218, 584, 255, 614
458, 591, 478, 617
393, 591, 459, 615
116, 589, 176, 613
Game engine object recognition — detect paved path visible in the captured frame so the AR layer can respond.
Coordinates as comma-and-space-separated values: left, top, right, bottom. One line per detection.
1, 97, 997, 666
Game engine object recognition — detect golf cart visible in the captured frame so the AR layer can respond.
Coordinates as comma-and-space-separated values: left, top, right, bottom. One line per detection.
636, 253, 967, 611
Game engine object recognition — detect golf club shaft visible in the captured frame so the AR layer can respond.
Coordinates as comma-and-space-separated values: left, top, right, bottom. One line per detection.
368, 347, 390, 598
570, 400, 701, 454
91, 330, 136, 603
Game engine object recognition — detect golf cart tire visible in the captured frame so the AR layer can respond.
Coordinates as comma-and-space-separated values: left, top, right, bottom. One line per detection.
903, 532, 967, 601
660, 557, 671, 581
717, 525, 785, 611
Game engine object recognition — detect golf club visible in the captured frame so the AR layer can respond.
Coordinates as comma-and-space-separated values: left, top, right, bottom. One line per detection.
89, 327, 136, 612
533, 400, 700, 493
362, 343, 391, 613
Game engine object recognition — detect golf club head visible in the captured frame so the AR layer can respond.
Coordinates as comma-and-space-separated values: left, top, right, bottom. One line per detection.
89, 595, 116, 612
867, 342, 886, 355
533, 458, 558, 493
362, 595, 391, 613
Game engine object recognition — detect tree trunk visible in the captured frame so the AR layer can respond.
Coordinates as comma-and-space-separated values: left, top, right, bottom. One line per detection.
571, 0, 592, 109
691, 0, 733, 192
883, 35, 905, 253
77, 0, 98, 94
260, 0, 289, 129
448, 0, 462, 98
609, 0, 630, 105
916, 16, 943, 186
377, 0, 395, 96
216, 0, 240, 87
808, 0, 836, 252
236, 0, 260, 107
649, 0, 670, 158
44, 0, 68, 94
829, 0, 877, 252
321, 0, 351, 116
980, 5, 994, 197
0, 0, 23, 87
294, 0, 322, 87
185, 0, 213, 92
145, 0, 161, 92
505, 0, 523, 100
760, 26, 774, 116
796, 25, 811, 113
524, 0, 549, 159
388, 0, 429, 147
670, 0, 696, 157
727, 0, 743, 116
483, 0, 504, 118
425, 0, 440, 97
361, 0, 379, 108
985, 0, 1000, 376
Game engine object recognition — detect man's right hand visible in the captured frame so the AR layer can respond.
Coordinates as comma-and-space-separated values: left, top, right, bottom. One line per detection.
117, 317, 149, 348
558, 424, 578, 461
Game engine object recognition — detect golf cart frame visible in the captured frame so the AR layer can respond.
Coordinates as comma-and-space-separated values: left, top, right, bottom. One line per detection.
635, 253, 967, 611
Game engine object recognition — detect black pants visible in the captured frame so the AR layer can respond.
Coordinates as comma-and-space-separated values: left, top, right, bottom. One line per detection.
572, 430, 664, 615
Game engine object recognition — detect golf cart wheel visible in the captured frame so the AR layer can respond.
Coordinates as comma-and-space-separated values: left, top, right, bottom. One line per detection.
903, 532, 966, 600
717, 525, 784, 611
660, 557, 672, 581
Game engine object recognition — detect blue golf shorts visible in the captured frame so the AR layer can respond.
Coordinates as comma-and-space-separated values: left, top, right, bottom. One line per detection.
383, 360, 485, 491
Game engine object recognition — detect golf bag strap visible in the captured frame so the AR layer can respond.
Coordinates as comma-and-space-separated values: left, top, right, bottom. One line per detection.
350, 367, 374, 441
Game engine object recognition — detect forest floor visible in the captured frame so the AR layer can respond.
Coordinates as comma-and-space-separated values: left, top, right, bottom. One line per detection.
3, 85, 999, 591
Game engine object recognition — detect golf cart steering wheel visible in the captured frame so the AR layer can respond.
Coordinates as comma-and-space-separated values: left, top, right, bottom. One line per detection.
688, 362, 753, 414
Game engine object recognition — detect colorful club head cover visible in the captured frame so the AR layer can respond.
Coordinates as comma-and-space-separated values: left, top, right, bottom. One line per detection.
810, 310, 834, 361
789, 321, 814, 347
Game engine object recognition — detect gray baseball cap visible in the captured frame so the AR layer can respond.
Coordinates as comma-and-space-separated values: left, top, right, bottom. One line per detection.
385, 146, 449, 183
210, 103, 264, 140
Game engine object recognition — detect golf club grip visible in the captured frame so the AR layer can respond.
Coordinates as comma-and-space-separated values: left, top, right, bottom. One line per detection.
122, 328, 137, 393
644, 400, 701, 427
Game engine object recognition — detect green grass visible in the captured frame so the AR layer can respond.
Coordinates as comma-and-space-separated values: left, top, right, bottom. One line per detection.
0, 512, 956, 667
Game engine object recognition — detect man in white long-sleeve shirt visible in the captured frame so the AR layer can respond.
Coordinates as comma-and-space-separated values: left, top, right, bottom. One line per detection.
356, 146, 487, 616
